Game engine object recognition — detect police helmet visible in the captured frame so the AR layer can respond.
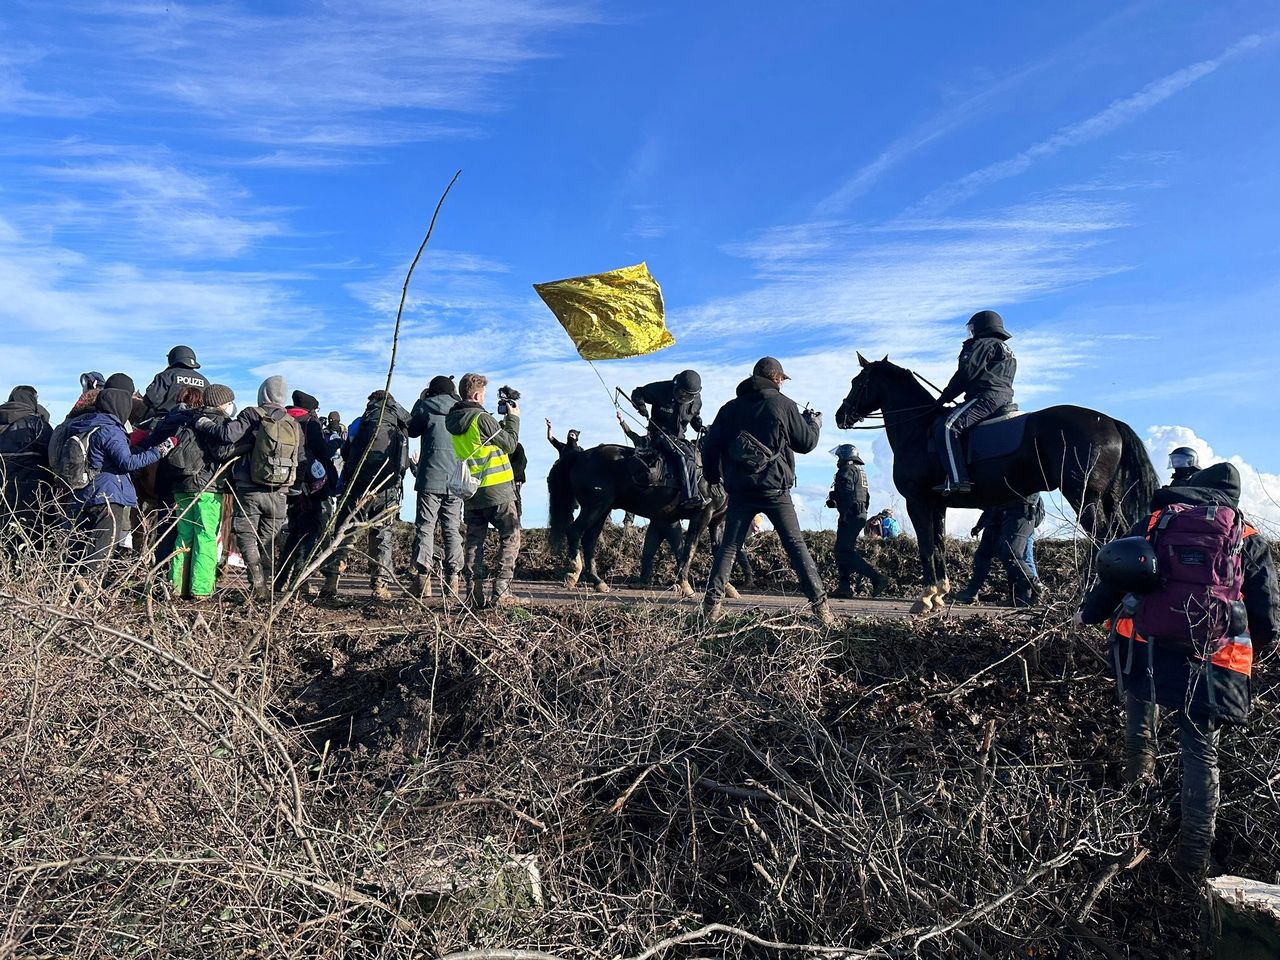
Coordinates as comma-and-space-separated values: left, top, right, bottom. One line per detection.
1096, 537, 1161, 594
966, 310, 1011, 341
1168, 446, 1199, 471
672, 369, 701, 398
829, 443, 864, 464
167, 345, 201, 370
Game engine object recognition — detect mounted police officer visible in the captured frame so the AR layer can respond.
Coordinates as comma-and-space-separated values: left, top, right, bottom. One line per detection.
1167, 446, 1199, 487
934, 310, 1016, 495
630, 369, 705, 509
143, 345, 209, 422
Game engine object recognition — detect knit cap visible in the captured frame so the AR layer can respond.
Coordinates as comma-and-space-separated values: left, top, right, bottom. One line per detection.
204, 384, 235, 407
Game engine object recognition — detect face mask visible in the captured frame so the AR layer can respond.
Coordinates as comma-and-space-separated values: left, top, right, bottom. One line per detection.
221, 402, 236, 418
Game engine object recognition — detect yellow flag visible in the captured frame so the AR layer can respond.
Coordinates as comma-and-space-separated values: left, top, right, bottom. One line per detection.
534, 262, 674, 361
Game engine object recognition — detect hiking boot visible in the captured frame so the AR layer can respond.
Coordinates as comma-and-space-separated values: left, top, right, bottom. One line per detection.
1030, 580, 1047, 602
491, 580, 519, 607
319, 573, 340, 598
812, 599, 838, 628
702, 599, 724, 623
411, 574, 432, 598
952, 588, 978, 604
869, 575, 887, 599
370, 581, 394, 601
1124, 751, 1156, 785
298, 580, 316, 599
251, 583, 271, 603
830, 584, 855, 600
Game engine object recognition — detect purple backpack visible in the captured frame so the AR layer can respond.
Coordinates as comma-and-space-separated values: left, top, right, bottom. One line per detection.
1132, 502, 1245, 644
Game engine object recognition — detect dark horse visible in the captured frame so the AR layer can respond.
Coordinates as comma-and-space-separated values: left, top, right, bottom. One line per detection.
548, 444, 728, 598
836, 355, 1158, 613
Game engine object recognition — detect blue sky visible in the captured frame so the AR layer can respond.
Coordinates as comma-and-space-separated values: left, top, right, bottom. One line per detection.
3, 1, 1278, 532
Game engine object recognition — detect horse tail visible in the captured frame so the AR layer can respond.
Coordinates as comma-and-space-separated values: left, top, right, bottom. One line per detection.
1109, 419, 1158, 533
547, 455, 576, 554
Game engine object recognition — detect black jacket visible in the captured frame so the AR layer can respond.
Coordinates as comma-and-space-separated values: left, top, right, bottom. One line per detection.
0, 387, 52, 495
938, 334, 1016, 405
344, 396, 411, 495
830, 460, 869, 516
288, 408, 338, 497
1080, 474, 1278, 655
703, 375, 820, 501
631, 380, 703, 438
143, 365, 209, 419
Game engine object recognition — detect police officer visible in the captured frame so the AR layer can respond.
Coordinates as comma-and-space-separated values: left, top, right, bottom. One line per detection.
954, 494, 1042, 606
143, 345, 209, 422
1167, 446, 1199, 487
934, 310, 1016, 494
826, 443, 885, 598
631, 370, 705, 508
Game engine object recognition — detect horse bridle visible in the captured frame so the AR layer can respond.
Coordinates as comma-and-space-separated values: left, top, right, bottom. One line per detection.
839, 368, 942, 431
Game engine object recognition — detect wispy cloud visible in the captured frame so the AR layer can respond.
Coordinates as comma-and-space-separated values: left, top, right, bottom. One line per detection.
909, 33, 1271, 215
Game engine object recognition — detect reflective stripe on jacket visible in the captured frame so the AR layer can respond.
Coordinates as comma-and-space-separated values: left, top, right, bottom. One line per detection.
451, 418, 514, 490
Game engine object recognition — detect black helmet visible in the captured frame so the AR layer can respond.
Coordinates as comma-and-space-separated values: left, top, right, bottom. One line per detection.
966, 310, 1011, 341
830, 443, 863, 464
1168, 446, 1199, 471
1096, 537, 1160, 594
673, 369, 701, 396
167, 344, 200, 369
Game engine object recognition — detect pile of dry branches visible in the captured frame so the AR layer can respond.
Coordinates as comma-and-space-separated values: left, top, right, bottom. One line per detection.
2, 533, 1277, 959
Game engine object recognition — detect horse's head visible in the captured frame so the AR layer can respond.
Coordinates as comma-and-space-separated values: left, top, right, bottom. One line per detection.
835, 352, 892, 429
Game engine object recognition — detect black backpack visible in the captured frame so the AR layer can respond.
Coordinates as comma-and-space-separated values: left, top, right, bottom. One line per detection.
0, 414, 50, 460
353, 409, 409, 482
166, 424, 209, 482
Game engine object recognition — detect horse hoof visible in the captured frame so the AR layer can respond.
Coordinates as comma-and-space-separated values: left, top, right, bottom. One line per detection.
594, 581, 611, 594
938, 578, 951, 596
564, 575, 580, 589
724, 584, 740, 599
910, 596, 933, 615
677, 581, 696, 599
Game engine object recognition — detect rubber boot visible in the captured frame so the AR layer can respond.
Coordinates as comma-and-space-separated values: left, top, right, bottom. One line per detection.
320, 572, 340, 598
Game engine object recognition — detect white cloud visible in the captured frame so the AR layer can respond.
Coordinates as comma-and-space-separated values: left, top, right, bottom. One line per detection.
909, 33, 1270, 215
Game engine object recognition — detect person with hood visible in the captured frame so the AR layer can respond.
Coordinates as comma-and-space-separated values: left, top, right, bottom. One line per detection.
701, 357, 833, 626
1075, 462, 1279, 877
0, 386, 54, 550
1167, 446, 1200, 487
64, 388, 179, 577
826, 443, 885, 599
194, 375, 299, 601
546, 419, 582, 458
445, 372, 521, 608
933, 310, 1017, 495
142, 345, 209, 422
276, 390, 337, 595
322, 390, 411, 600
407, 376, 464, 598
953, 495, 1043, 607
631, 369, 705, 509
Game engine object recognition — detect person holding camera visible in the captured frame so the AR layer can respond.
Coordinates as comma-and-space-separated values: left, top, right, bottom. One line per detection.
700, 357, 834, 626
445, 373, 522, 607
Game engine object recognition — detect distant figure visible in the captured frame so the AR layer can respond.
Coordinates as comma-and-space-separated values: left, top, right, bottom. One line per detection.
826, 444, 885, 598
1167, 446, 1200, 487
867, 508, 899, 539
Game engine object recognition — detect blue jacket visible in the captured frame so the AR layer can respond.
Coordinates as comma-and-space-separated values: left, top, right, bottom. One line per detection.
72, 412, 168, 507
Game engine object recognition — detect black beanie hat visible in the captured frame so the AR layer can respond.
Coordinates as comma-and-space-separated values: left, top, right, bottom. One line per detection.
427, 375, 458, 398
105, 372, 136, 392
292, 389, 319, 411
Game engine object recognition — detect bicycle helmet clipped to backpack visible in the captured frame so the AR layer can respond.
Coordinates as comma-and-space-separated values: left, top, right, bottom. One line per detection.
1096, 536, 1161, 594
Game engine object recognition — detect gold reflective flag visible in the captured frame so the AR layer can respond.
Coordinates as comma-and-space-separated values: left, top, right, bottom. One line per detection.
534, 262, 674, 361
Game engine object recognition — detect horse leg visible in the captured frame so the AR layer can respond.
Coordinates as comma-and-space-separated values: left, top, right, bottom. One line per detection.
563, 514, 586, 588
675, 508, 714, 598
933, 509, 950, 596
906, 499, 940, 614
579, 506, 613, 592
639, 523, 663, 586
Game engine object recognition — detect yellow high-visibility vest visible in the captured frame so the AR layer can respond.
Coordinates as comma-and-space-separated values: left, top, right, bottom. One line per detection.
450, 418, 514, 489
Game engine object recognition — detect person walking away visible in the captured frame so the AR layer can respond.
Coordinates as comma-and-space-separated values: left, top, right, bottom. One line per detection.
407, 375, 464, 598
1075, 462, 1278, 877
276, 390, 337, 595
631, 370, 705, 508
701, 357, 833, 626
954, 495, 1041, 606
194, 376, 300, 602
321, 390, 411, 600
0, 386, 53, 556
445, 373, 521, 608
58, 388, 178, 583
826, 443, 885, 599
142, 346, 209, 423
933, 310, 1017, 494
1167, 446, 1200, 487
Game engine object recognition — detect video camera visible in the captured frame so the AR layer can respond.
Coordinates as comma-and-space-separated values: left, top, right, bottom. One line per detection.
497, 385, 521, 416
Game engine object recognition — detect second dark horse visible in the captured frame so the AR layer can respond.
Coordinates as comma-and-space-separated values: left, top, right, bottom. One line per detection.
836, 354, 1159, 613
548, 443, 728, 598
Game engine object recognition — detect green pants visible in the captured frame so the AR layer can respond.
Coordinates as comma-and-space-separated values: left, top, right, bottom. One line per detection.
171, 492, 222, 597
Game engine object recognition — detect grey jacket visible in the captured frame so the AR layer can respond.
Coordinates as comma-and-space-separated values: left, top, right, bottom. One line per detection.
408, 393, 460, 496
